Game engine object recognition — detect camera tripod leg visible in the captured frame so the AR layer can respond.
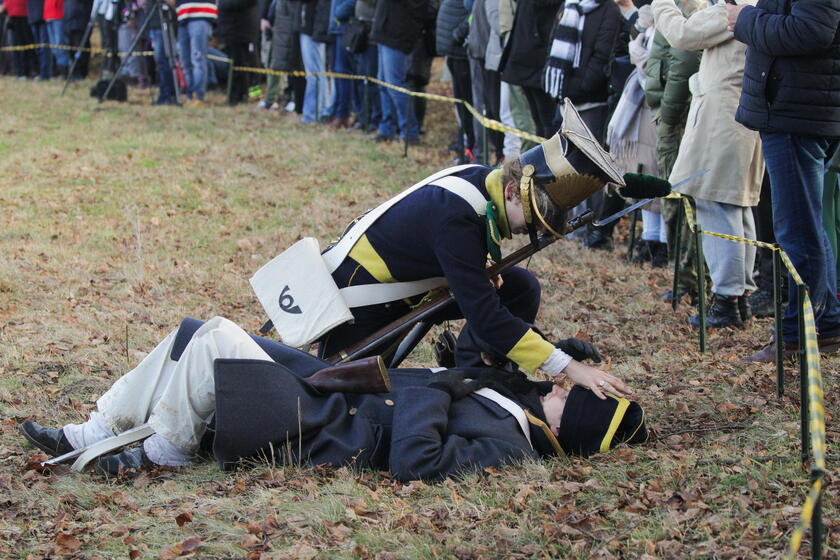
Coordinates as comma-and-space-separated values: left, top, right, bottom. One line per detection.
99, 0, 158, 102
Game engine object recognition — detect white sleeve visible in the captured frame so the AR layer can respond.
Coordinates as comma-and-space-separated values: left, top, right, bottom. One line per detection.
540, 347, 573, 377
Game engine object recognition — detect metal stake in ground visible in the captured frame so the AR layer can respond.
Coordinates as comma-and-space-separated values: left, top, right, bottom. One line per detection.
773, 245, 784, 397
798, 284, 809, 464
695, 223, 706, 353
627, 209, 639, 263
672, 203, 684, 312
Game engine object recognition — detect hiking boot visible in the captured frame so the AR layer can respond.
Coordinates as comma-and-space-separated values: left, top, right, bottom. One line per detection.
688, 294, 744, 329
738, 295, 752, 322
748, 289, 776, 318
740, 334, 840, 363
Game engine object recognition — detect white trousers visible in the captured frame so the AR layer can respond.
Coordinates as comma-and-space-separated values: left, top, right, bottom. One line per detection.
95, 317, 272, 451
694, 199, 758, 296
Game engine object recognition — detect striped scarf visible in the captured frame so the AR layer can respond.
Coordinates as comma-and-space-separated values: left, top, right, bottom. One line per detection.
542, 0, 604, 100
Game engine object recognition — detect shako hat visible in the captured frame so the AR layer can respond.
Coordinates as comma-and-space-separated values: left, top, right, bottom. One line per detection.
517, 99, 625, 239
557, 385, 648, 457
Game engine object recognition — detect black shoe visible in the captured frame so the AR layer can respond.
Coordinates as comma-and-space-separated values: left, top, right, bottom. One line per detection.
19, 420, 74, 457
95, 447, 153, 476
688, 294, 744, 329
582, 229, 614, 251
748, 289, 775, 318
630, 240, 652, 264
738, 294, 752, 322
650, 241, 669, 268
373, 134, 393, 143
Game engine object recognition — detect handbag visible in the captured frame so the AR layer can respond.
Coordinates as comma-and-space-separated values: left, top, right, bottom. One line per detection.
342, 17, 369, 54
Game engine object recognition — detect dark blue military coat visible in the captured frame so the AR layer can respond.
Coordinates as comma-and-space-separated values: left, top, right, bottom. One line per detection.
174, 319, 547, 481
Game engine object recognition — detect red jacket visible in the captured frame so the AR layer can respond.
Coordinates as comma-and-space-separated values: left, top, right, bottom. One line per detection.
43, 0, 63, 20
4, 0, 28, 17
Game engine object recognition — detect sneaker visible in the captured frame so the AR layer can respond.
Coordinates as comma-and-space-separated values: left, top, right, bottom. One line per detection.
269, 102, 281, 111
256, 100, 271, 109
283, 101, 295, 112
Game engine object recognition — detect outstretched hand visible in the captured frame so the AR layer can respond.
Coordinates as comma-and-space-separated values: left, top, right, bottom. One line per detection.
563, 360, 633, 400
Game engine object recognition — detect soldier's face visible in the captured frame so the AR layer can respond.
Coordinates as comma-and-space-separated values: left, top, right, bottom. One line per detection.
504, 181, 528, 235
540, 384, 570, 436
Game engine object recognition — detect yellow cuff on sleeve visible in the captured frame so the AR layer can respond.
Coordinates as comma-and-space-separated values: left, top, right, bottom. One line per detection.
506, 329, 555, 374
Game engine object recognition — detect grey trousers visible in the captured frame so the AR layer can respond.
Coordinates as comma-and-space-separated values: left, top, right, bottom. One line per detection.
694, 198, 758, 296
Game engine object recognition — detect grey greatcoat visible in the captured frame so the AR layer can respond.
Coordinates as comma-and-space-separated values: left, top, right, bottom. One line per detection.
652, 0, 764, 206
167, 320, 554, 481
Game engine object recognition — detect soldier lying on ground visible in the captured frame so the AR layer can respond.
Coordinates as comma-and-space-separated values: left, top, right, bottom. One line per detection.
20, 317, 647, 480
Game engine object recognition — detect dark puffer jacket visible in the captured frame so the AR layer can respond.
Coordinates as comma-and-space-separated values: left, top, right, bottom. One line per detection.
270, 0, 302, 71
437, 0, 470, 59
370, 0, 430, 54
499, 0, 563, 90
734, 0, 840, 138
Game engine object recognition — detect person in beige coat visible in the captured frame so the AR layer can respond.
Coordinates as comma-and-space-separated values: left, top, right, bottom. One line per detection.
652, 0, 764, 329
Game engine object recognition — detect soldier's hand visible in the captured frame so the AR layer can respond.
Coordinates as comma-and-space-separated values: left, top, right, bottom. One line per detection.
563, 360, 632, 400
555, 338, 602, 363
427, 369, 482, 401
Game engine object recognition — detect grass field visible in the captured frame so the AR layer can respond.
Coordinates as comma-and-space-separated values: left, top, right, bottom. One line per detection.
0, 74, 836, 559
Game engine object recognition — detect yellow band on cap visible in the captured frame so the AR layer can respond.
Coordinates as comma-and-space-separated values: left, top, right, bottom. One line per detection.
600, 398, 630, 453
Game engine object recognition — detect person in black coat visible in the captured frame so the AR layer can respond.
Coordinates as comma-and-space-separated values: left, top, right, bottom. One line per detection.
19, 316, 648, 479
437, 0, 475, 159
368, 0, 430, 142
217, 0, 260, 104
499, 0, 563, 139
62, 0, 93, 79
728, 0, 840, 362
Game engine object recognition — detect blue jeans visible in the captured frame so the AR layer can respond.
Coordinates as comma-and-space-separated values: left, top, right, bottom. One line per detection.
353, 43, 381, 128
30, 21, 50, 79
332, 33, 354, 119
177, 19, 211, 100
149, 29, 176, 103
377, 44, 418, 140
761, 132, 840, 342
300, 33, 328, 123
46, 19, 69, 68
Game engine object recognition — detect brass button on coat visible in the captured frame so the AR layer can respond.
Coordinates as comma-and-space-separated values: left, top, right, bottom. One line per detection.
349, 407, 358, 415
384, 399, 394, 407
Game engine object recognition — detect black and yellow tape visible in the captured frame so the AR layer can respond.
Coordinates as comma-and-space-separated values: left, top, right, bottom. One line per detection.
672, 192, 827, 559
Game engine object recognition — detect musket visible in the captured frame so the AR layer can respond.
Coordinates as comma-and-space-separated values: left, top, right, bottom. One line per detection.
327, 211, 596, 364
326, 169, 710, 365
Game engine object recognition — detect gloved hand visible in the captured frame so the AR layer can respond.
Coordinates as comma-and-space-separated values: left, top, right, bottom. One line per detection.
621, 173, 672, 199
635, 4, 653, 31
427, 369, 482, 401
555, 338, 602, 363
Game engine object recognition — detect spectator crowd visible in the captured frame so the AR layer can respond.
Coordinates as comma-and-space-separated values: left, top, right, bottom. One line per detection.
1, 0, 839, 362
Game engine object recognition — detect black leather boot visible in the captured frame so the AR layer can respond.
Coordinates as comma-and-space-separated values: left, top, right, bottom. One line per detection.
688, 294, 744, 329
650, 242, 669, 268
630, 240, 651, 264
19, 420, 74, 456
95, 447, 154, 476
